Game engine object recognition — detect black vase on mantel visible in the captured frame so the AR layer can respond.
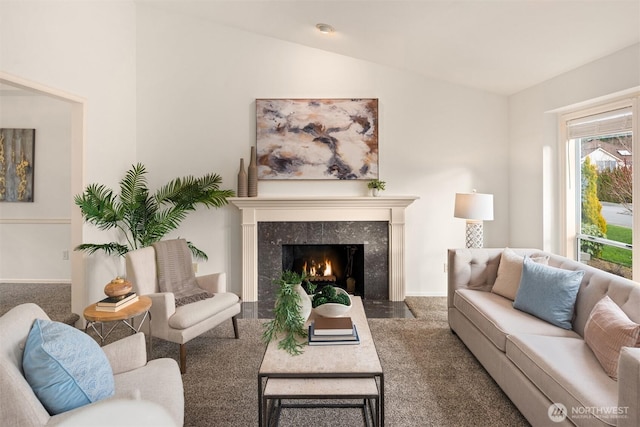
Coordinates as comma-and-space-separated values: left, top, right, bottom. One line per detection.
248, 146, 258, 197
237, 158, 248, 197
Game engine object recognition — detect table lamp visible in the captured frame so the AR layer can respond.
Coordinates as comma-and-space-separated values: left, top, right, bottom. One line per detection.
454, 191, 494, 248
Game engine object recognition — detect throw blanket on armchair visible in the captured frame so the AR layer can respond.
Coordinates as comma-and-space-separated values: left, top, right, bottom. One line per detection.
152, 240, 214, 307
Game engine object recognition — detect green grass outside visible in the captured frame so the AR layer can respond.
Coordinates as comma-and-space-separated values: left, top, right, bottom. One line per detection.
600, 224, 632, 267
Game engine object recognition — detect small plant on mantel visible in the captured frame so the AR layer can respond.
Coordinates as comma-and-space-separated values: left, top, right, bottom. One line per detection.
262, 270, 314, 356
367, 179, 386, 191
367, 178, 386, 196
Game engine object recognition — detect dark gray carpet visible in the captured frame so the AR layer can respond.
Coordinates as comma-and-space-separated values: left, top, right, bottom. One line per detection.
1, 286, 529, 426
0, 283, 79, 325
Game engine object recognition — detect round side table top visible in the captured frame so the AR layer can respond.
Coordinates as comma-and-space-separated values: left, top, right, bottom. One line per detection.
83, 295, 152, 322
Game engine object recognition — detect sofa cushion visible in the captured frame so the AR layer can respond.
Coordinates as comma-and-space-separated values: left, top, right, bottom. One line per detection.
584, 295, 640, 379
506, 334, 618, 426
513, 258, 584, 329
22, 319, 115, 415
454, 289, 579, 352
491, 248, 549, 300
168, 292, 239, 329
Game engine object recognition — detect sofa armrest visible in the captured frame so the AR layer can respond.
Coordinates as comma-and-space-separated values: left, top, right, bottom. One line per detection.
102, 333, 147, 374
447, 248, 504, 308
618, 346, 640, 427
196, 272, 227, 293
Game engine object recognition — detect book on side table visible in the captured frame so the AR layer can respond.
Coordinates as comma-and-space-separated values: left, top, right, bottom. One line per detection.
308, 316, 360, 346
95, 292, 139, 312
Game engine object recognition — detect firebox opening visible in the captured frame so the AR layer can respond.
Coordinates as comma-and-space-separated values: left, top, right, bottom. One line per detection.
282, 244, 365, 297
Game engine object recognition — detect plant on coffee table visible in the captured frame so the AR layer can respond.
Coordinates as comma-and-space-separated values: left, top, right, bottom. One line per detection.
262, 270, 314, 355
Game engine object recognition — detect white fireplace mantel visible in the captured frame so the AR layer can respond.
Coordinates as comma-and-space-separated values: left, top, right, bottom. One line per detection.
229, 196, 418, 302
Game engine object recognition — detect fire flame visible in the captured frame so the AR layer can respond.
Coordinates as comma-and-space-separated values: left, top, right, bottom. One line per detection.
323, 260, 332, 276
303, 259, 332, 277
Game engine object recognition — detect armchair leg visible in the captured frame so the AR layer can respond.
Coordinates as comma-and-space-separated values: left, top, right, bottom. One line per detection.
180, 344, 187, 374
232, 315, 240, 339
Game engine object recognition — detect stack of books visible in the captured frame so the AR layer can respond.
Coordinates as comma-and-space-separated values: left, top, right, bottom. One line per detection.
308, 316, 360, 346
95, 292, 139, 312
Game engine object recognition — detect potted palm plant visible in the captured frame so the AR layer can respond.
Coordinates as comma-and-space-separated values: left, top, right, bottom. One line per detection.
74, 163, 234, 260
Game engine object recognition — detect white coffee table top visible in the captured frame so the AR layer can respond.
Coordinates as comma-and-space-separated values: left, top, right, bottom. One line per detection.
259, 296, 382, 376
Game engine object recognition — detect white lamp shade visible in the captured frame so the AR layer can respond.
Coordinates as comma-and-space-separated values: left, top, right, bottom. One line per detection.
454, 192, 494, 221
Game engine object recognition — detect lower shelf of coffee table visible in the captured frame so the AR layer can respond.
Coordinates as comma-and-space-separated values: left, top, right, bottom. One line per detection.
264, 377, 379, 399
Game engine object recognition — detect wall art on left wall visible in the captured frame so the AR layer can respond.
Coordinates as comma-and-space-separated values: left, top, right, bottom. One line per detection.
0, 128, 35, 202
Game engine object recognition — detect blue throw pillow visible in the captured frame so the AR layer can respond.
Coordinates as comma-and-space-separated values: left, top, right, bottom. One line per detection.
513, 257, 584, 329
22, 319, 115, 415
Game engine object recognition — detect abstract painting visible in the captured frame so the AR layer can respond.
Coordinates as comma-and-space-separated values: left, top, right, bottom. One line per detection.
256, 99, 378, 180
0, 128, 35, 202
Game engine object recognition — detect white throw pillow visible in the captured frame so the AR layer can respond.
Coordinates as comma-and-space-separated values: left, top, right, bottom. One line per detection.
491, 248, 549, 300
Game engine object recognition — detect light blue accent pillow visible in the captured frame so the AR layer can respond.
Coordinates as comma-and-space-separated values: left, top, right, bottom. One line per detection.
513, 257, 584, 329
22, 319, 115, 415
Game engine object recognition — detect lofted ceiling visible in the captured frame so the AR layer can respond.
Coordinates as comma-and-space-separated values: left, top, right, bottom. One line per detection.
143, 0, 640, 95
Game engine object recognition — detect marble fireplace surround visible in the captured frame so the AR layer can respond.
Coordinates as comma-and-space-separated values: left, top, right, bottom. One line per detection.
229, 196, 418, 302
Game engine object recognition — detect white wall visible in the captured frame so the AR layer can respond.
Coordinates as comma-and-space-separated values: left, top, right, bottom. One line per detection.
0, 94, 72, 281
0, 2, 514, 302
0, 1, 137, 312
136, 5, 511, 297
508, 44, 640, 252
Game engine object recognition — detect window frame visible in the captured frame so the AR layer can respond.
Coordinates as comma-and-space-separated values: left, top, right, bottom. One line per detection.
559, 95, 639, 280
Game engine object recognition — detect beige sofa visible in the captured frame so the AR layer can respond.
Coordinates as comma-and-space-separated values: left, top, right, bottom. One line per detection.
0, 303, 184, 426
448, 248, 640, 427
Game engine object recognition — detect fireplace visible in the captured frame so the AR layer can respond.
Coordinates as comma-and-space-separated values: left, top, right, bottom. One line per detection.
258, 221, 388, 303
229, 196, 418, 302
282, 244, 365, 296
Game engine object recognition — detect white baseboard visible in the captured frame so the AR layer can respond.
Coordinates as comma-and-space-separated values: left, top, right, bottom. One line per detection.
405, 291, 447, 297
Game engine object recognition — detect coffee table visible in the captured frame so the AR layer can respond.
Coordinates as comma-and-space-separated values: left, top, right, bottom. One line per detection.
258, 296, 384, 426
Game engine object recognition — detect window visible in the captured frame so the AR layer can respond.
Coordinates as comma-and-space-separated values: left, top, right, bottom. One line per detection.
562, 98, 638, 279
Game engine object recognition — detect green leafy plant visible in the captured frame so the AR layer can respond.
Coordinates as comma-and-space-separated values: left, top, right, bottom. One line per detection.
262, 270, 310, 355
367, 179, 386, 190
74, 163, 234, 260
311, 285, 351, 308
580, 223, 606, 258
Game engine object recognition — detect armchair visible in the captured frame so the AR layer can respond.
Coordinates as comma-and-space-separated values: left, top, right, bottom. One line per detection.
0, 303, 184, 426
125, 239, 241, 374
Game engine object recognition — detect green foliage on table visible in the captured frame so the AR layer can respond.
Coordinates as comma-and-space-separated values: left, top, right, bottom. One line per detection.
74, 163, 234, 260
262, 270, 309, 356
311, 285, 351, 308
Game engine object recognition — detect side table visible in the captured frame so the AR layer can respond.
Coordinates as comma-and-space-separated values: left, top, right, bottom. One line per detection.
83, 296, 152, 356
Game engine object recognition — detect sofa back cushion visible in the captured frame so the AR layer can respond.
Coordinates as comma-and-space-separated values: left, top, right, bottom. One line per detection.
447, 248, 543, 309
545, 253, 640, 337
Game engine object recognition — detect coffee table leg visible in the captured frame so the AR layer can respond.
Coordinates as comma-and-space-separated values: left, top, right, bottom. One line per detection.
258, 375, 264, 426
379, 373, 384, 427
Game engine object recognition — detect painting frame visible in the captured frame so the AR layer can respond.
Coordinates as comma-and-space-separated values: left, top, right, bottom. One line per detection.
0, 128, 35, 202
256, 98, 379, 180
